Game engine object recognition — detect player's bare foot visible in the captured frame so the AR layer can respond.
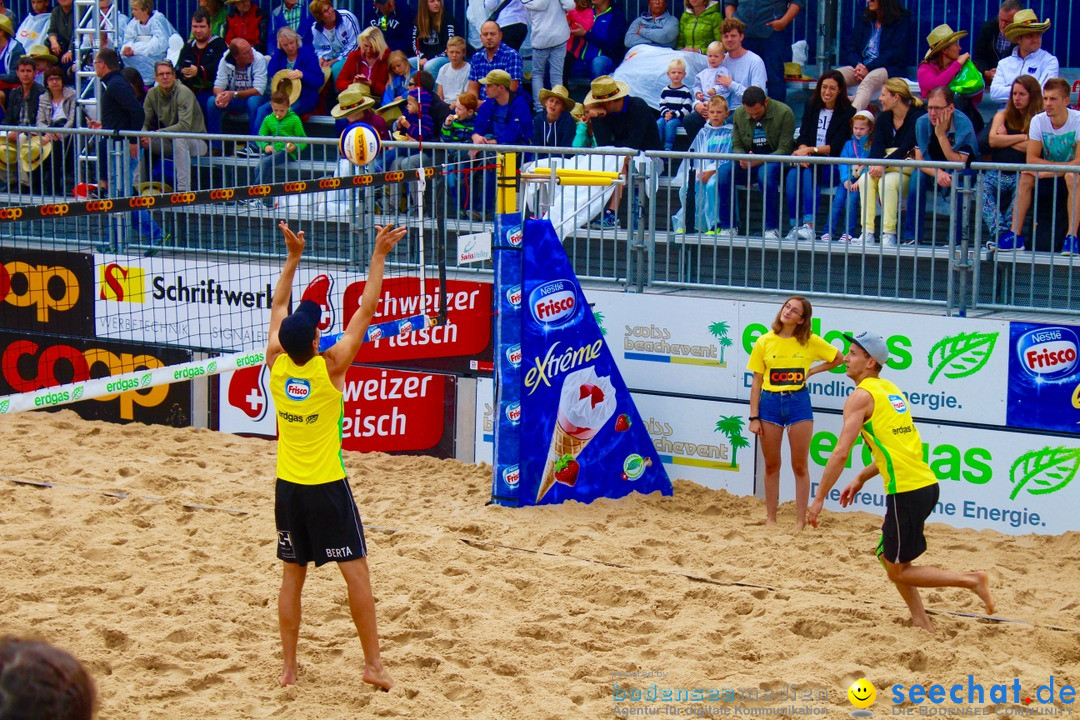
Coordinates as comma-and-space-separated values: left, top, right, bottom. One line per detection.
363, 664, 393, 692
280, 664, 297, 686
972, 570, 994, 615
912, 615, 936, 633
793, 519, 806, 533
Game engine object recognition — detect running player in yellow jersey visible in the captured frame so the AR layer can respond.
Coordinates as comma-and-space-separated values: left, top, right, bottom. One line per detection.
806, 331, 994, 632
265, 219, 407, 689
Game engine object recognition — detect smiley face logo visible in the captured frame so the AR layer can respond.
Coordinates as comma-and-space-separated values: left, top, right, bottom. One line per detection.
848, 678, 876, 715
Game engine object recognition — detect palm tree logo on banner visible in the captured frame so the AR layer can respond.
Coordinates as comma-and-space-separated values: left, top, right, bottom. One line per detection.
715, 414, 750, 470
708, 321, 733, 367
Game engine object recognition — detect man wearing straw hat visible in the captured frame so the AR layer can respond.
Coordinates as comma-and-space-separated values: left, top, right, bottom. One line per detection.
138, 60, 208, 193
988, 8, 1058, 108
584, 75, 660, 229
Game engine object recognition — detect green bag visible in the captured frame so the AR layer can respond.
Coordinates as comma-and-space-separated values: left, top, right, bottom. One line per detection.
948, 59, 985, 97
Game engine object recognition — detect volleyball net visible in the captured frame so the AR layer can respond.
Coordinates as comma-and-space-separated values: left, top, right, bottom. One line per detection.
0, 166, 451, 417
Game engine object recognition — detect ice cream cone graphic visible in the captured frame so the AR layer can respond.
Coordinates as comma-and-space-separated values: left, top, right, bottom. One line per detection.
536, 367, 617, 502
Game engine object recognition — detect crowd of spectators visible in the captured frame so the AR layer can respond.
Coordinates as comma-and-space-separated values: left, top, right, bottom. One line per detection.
0, 0, 1073, 251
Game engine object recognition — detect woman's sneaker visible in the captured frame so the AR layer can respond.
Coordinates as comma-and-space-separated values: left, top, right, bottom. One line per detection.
993, 230, 1026, 251
838, 233, 854, 243
855, 232, 877, 245
1061, 234, 1080, 256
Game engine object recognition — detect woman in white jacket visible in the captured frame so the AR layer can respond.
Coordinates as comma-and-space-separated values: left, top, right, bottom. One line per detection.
520, 0, 574, 113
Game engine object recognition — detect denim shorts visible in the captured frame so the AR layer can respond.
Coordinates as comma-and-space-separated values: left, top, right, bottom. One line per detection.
759, 388, 813, 427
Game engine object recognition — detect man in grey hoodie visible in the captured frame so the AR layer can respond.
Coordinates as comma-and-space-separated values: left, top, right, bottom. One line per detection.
624, 0, 678, 50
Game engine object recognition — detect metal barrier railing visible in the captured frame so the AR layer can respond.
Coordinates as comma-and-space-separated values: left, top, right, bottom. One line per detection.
1, 126, 1078, 317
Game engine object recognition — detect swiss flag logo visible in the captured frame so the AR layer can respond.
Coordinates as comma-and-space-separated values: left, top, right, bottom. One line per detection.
227, 365, 268, 421
302, 274, 335, 333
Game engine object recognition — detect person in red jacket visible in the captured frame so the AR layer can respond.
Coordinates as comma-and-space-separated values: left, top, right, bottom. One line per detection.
336, 25, 389, 98
224, 0, 270, 54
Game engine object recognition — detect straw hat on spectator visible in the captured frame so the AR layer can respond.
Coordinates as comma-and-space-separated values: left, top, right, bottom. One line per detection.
270, 70, 302, 106
134, 180, 172, 196
331, 87, 375, 118
23, 44, 58, 65
583, 75, 629, 106
376, 97, 405, 122
0, 15, 15, 39
570, 102, 585, 120
18, 136, 52, 173
923, 24, 968, 62
1003, 9, 1050, 41
538, 84, 574, 112
479, 69, 512, 88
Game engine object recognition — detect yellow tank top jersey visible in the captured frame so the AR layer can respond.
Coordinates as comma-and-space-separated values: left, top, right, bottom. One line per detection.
857, 376, 938, 495
269, 354, 346, 485
748, 332, 839, 392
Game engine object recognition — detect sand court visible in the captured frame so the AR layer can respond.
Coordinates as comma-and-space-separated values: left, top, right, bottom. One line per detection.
1, 410, 1078, 718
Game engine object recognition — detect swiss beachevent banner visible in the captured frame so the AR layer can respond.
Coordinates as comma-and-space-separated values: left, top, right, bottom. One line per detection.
512, 219, 671, 506
587, 292, 1011, 426
774, 411, 1080, 536
94, 253, 492, 371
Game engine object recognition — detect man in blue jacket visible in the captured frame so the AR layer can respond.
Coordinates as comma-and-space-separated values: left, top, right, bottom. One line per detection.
470, 68, 531, 211
903, 86, 978, 246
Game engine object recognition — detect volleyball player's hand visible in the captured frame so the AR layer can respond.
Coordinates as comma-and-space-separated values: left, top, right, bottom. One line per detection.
838, 477, 864, 508
279, 221, 305, 256
373, 224, 408, 257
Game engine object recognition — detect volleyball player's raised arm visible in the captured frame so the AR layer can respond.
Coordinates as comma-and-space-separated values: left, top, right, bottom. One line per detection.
266, 221, 306, 372
323, 224, 408, 383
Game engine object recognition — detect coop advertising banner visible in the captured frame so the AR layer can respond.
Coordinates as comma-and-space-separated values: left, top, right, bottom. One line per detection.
2, 247, 95, 337
587, 293, 1010, 426
775, 412, 1080, 535
0, 331, 191, 425
218, 364, 455, 456
1006, 321, 1080, 435
516, 219, 671, 506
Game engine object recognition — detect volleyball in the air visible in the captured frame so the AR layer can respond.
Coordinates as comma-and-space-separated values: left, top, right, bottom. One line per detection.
340, 122, 381, 167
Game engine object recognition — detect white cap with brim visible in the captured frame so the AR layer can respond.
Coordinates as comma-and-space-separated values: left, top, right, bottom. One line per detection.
845, 331, 890, 366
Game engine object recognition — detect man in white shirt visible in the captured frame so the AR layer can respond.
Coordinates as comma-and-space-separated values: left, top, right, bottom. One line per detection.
996, 78, 1079, 255
988, 9, 1059, 108
684, 16, 765, 138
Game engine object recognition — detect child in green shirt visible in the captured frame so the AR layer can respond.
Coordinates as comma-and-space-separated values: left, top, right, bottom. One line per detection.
247, 90, 308, 203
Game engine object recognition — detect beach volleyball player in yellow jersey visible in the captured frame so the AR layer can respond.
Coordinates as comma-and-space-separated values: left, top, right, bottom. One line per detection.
265, 220, 406, 689
807, 332, 994, 632
748, 297, 843, 531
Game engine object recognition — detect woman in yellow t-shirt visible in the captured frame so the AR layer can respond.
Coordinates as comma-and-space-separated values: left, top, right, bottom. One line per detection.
747, 296, 843, 531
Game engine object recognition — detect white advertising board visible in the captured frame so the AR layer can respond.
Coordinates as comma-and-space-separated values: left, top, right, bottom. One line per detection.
632, 393, 756, 496
586, 290, 1009, 425
475, 376, 494, 465
95, 254, 276, 351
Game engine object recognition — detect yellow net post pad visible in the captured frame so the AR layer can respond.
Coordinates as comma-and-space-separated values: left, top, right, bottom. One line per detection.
520, 168, 621, 186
